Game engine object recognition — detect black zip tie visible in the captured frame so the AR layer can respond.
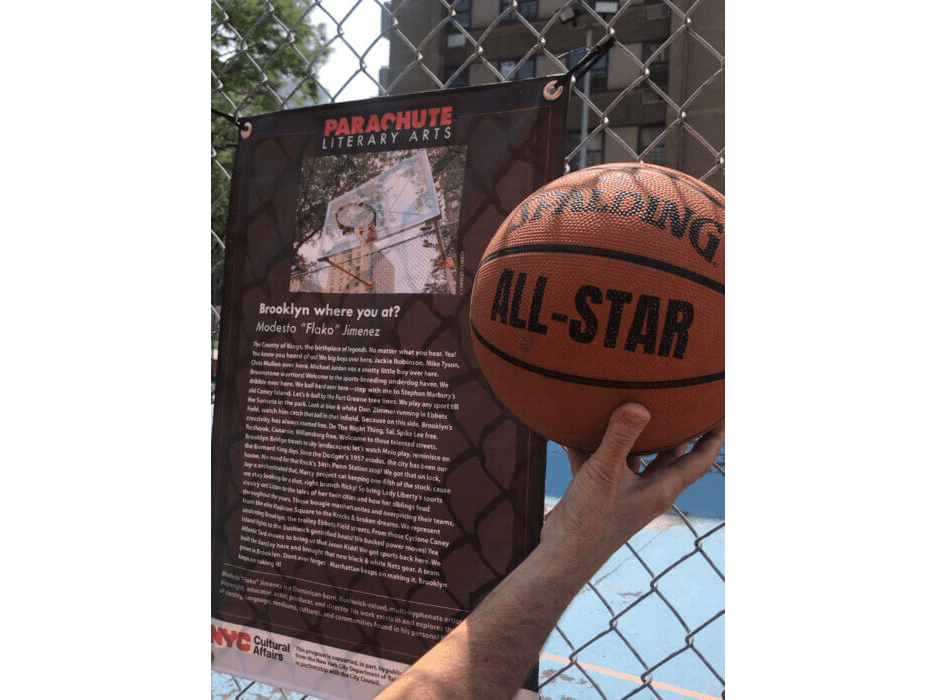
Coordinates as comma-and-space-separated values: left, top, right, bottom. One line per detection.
212, 108, 253, 138
556, 35, 615, 88
211, 108, 243, 129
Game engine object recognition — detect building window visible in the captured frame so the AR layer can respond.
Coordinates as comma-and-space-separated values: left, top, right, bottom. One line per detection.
586, 0, 619, 13
642, 40, 668, 100
645, 2, 670, 21
500, 0, 538, 22
642, 40, 669, 64
498, 58, 535, 81
447, 0, 471, 32
444, 64, 470, 88
638, 124, 666, 165
567, 131, 605, 170
565, 47, 608, 93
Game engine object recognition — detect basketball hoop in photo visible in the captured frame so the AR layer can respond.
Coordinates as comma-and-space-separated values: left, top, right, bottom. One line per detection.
335, 202, 378, 242
292, 148, 466, 295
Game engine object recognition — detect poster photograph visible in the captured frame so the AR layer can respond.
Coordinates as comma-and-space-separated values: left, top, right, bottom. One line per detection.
211, 77, 568, 699
290, 147, 467, 296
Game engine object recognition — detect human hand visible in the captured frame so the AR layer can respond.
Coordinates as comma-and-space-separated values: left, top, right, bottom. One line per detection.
540, 403, 725, 577
375, 403, 722, 700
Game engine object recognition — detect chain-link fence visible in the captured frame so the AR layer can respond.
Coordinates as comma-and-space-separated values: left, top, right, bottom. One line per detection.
212, 1, 724, 697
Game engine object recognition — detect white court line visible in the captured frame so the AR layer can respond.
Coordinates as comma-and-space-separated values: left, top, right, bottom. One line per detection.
539, 652, 721, 700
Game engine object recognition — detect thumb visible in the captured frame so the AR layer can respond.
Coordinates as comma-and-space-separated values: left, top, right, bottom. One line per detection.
579, 403, 650, 488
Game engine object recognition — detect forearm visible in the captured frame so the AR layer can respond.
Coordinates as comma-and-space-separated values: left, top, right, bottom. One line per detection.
376, 408, 724, 699
376, 543, 591, 700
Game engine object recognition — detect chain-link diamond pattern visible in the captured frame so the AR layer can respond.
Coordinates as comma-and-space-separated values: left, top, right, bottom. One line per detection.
212, 1, 724, 697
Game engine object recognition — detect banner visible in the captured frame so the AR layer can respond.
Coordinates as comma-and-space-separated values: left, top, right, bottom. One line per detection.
211, 77, 569, 699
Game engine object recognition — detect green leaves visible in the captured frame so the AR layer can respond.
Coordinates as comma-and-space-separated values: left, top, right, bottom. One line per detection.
211, 0, 331, 252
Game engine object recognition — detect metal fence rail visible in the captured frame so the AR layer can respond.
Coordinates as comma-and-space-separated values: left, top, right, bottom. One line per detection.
212, 1, 724, 697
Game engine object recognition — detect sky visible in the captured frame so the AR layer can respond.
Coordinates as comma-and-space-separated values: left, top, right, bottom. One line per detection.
308, 0, 391, 103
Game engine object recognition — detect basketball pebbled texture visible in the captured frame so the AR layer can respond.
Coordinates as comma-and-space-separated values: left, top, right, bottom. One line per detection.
469, 163, 724, 454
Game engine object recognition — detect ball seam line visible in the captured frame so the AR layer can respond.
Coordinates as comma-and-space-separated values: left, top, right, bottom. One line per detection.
477, 243, 724, 295
470, 320, 725, 390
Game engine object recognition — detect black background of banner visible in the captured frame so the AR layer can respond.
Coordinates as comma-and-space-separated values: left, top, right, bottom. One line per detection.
212, 77, 568, 669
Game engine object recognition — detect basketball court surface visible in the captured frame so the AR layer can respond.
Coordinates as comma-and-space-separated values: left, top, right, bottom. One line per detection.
212, 441, 725, 700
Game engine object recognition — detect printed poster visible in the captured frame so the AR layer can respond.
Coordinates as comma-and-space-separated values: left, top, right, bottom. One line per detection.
211, 77, 569, 699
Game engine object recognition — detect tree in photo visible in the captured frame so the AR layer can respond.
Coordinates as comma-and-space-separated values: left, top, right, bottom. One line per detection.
211, 0, 332, 302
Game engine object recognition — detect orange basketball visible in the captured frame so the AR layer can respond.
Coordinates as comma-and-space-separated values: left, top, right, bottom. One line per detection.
469, 163, 724, 454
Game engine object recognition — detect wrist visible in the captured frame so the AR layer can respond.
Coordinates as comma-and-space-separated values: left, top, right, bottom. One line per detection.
527, 535, 605, 597
538, 511, 619, 584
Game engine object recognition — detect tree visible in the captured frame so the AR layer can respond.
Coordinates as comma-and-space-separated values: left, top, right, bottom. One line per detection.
211, 0, 331, 302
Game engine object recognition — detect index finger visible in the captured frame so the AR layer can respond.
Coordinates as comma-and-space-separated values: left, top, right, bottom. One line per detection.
644, 424, 725, 494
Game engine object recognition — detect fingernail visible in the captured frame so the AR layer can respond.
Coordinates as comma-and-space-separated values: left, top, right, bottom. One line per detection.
619, 403, 650, 426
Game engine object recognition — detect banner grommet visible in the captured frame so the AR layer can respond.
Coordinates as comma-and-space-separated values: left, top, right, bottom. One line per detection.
543, 80, 563, 101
